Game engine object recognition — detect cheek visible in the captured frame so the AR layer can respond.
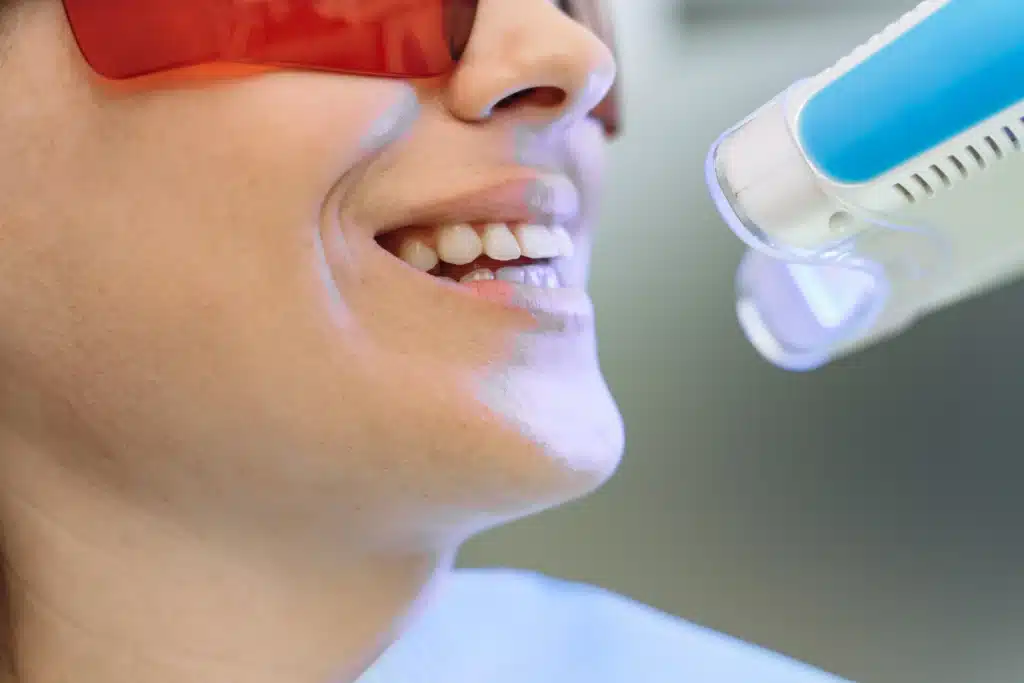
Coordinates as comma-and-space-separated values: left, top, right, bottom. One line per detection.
0, 75, 415, 432
92, 73, 414, 200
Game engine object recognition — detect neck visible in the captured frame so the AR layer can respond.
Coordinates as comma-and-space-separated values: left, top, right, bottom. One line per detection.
0, 450, 447, 683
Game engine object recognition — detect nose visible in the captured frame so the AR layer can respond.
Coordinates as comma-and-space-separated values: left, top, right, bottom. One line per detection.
444, 0, 617, 132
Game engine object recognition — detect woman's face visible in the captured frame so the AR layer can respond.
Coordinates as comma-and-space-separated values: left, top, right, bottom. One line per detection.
0, 0, 624, 547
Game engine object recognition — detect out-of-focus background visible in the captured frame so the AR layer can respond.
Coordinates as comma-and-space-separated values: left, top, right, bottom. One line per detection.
461, 1, 1024, 682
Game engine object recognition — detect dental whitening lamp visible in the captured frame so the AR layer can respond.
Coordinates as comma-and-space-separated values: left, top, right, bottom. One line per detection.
707, 0, 1024, 370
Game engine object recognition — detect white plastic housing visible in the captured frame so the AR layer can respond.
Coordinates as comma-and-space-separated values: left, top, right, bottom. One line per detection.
709, 0, 1024, 370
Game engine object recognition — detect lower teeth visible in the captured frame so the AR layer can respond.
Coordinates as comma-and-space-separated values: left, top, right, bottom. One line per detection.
458, 265, 561, 288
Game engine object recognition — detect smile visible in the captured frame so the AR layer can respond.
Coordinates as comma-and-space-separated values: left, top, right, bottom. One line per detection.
379, 220, 574, 287
373, 172, 583, 296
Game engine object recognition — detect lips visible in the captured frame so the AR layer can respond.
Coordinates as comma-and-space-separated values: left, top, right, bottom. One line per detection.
371, 173, 581, 237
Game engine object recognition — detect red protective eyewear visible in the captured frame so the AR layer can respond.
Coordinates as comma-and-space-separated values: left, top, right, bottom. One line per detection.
62, 0, 621, 136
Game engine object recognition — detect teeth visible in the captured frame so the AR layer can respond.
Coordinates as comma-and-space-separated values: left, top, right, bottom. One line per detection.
436, 223, 483, 265
513, 224, 561, 259
495, 265, 561, 288
550, 225, 575, 258
460, 269, 496, 283
397, 238, 439, 272
393, 222, 575, 275
496, 267, 526, 283
481, 223, 522, 261
541, 267, 560, 288
525, 265, 559, 288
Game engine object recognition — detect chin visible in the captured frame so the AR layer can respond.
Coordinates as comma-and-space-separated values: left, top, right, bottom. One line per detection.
474, 351, 626, 517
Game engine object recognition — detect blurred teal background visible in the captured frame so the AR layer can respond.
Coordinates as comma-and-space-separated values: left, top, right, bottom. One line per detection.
461, 2, 1024, 682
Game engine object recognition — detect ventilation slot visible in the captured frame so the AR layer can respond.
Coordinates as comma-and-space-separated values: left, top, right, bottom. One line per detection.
966, 145, 987, 169
894, 183, 916, 203
984, 135, 1004, 159
930, 164, 952, 188
948, 155, 968, 178
1005, 126, 1022, 150
892, 118, 1024, 206
911, 173, 934, 196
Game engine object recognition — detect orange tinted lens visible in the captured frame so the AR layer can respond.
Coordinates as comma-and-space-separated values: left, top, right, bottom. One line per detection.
62, 0, 480, 80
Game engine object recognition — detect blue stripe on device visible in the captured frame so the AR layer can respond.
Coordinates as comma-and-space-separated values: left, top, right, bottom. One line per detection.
797, 0, 1024, 184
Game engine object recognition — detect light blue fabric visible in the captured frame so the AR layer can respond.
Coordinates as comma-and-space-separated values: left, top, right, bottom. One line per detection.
359, 569, 852, 683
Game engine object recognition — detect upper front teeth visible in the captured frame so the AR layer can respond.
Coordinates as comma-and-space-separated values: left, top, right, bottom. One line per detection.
398, 222, 574, 270
481, 223, 522, 261
436, 223, 483, 265
514, 224, 561, 259
550, 225, 574, 257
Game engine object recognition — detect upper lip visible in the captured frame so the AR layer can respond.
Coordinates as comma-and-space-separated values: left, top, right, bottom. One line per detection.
374, 172, 582, 236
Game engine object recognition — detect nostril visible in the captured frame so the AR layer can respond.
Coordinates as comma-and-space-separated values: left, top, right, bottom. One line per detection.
492, 86, 567, 112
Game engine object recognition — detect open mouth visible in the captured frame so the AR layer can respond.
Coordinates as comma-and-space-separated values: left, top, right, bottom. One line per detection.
377, 221, 574, 288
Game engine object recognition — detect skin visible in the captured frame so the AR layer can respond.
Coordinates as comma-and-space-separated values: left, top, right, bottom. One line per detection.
0, 0, 624, 681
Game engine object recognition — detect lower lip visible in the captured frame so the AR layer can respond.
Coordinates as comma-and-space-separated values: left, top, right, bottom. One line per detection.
460, 279, 594, 320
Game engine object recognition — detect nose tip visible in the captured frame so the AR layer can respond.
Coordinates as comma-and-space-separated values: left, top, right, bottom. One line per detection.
444, 0, 617, 132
